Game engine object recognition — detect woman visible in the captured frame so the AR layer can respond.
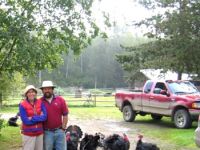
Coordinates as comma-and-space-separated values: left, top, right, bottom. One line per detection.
19, 85, 47, 150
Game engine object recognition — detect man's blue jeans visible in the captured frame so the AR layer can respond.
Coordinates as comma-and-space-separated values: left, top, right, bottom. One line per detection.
44, 129, 66, 150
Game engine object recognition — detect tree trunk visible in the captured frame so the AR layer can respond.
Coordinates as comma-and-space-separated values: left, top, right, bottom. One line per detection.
0, 92, 2, 108
177, 72, 182, 80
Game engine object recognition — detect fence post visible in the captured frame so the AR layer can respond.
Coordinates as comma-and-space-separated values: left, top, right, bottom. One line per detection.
94, 94, 96, 107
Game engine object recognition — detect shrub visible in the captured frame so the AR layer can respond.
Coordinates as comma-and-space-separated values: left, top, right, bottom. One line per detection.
0, 115, 5, 134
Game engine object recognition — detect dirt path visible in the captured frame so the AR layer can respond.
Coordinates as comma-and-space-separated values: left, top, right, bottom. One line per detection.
68, 116, 137, 149
68, 115, 199, 150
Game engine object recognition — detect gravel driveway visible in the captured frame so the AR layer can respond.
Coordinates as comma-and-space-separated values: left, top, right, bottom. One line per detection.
68, 115, 199, 150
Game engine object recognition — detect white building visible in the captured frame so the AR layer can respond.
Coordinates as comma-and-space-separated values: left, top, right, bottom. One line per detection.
140, 69, 193, 80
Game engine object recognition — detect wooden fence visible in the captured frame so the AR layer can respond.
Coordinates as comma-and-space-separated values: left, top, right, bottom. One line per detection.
1, 92, 115, 107
63, 94, 115, 107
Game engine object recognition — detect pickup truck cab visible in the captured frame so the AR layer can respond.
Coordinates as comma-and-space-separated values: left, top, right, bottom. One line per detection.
115, 80, 200, 128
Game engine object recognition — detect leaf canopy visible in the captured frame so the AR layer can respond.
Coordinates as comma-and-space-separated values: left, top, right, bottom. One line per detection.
0, 0, 105, 75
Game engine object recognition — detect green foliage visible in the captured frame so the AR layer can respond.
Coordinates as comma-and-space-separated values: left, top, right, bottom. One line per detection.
0, 0, 106, 76
0, 72, 25, 91
0, 115, 5, 134
116, 37, 155, 85
117, 0, 200, 80
0, 72, 25, 105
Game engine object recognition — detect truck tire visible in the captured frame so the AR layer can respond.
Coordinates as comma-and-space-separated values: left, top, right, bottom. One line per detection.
151, 114, 163, 121
173, 109, 192, 129
122, 105, 136, 122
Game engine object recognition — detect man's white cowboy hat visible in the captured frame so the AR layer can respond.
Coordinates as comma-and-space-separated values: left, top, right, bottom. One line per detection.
24, 85, 37, 96
40, 81, 56, 89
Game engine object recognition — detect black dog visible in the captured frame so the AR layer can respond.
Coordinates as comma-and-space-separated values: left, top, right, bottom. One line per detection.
8, 113, 19, 127
80, 133, 101, 150
104, 133, 130, 150
135, 134, 160, 150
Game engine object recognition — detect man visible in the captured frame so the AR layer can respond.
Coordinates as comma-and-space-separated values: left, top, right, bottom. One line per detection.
40, 81, 69, 150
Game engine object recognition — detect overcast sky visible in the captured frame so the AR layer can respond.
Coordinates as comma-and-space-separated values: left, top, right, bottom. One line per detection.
92, 0, 153, 35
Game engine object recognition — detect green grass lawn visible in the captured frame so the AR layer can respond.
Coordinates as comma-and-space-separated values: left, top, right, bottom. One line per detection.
0, 126, 21, 150
0, 106, 199, 149
130, 115, 198, 149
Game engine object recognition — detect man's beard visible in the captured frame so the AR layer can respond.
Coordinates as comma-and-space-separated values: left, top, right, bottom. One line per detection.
44, 92, 53, 99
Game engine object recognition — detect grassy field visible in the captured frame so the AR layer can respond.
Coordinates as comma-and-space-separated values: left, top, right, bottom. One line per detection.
0, 105, 199, 149
0, 126, 22, 150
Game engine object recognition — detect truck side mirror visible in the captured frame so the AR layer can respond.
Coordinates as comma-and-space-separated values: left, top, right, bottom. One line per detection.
153, 88, 161, 94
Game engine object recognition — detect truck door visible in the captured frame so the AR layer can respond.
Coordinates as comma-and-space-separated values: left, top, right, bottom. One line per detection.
142, 81, 154, 112
149, 82, 171, 115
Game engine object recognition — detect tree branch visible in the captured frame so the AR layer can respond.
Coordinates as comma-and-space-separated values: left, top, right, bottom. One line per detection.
0, 38, 17, 71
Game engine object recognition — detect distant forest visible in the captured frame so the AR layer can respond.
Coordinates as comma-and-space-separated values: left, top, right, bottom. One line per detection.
27, 35, 149, 88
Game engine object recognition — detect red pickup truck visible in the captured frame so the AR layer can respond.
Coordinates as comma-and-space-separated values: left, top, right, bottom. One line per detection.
115, 80, 200, 128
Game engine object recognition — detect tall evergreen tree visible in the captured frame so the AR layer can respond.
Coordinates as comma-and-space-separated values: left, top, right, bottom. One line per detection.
117, 0, 200, 80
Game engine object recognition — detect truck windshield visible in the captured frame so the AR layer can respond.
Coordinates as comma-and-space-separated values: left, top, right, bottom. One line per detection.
167, 81, 199, 94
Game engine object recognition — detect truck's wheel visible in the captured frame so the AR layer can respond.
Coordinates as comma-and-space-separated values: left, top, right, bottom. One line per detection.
151, 114, 163, 121
122, 105, 136, 122
173, 109, 192, 129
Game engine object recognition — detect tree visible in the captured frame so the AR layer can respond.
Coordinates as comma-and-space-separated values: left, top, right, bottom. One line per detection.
117, 0, 200, 80
0, 0, 110, 97
0, 0, 107, 76
0, 72, 25, 107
